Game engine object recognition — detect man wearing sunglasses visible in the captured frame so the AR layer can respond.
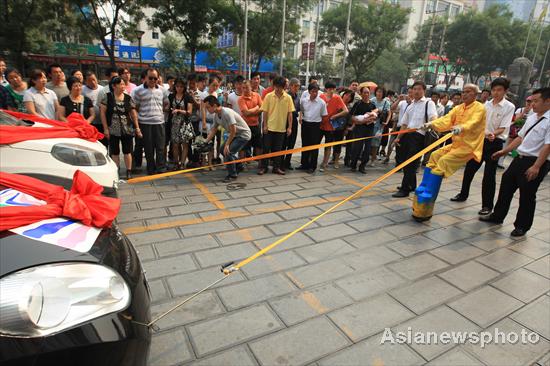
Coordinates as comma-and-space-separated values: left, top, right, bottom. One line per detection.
132, 68, 169, 175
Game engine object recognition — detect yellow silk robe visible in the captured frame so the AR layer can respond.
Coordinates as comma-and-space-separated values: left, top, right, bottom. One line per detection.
427, 100, 486, 177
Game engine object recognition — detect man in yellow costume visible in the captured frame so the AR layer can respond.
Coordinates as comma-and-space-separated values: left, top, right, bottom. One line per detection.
412, 84, 486, 221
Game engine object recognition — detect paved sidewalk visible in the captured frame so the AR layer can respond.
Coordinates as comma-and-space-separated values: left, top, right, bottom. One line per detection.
118, 157, 550, 366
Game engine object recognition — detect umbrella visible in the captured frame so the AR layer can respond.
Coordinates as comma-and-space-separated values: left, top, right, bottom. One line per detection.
359, 81, 378, 92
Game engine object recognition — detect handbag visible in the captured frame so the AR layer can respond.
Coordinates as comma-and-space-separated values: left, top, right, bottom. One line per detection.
180, 119, 196, 141
330, 116, 348, 130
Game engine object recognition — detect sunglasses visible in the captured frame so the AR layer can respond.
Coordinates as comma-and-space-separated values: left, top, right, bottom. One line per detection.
149, 77, 158, 81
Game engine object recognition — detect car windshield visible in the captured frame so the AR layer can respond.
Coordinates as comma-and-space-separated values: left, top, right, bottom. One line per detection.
0, 111, 33, 126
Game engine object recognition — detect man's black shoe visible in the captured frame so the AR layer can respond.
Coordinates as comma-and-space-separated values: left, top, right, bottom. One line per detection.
478, 214, 503, 224
296, 165, 308, 170
450, 193, 467, 202
478, 207, 492, 216
358, 166, 367, 174
511, 228, 526, 237
286, 165, 295, 170
307, 168, 315, 174
392, 190, 409, 198
222, 175, 237, 183
350, 166, 357, 172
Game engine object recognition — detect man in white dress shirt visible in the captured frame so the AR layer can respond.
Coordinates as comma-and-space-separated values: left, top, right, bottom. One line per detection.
481, 87, 550, 237
451, 78, 515, 216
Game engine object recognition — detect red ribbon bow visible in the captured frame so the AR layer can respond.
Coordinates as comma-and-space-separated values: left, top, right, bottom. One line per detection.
0, 171, 120, 231
0, 110, 104, 144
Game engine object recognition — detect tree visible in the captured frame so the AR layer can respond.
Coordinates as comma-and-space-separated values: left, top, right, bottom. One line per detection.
147, 0, 232, 71
71, 0, 144, 68
226, 0, 314, 73
157, 33, 188, 75
364, 48, 411, 90
320, 1, 410, 81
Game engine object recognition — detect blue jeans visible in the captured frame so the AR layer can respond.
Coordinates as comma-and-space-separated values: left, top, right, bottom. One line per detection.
221, 136, 249, 176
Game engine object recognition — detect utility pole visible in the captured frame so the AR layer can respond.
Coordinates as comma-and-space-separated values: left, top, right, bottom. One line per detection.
243, 0, 249, 78
279, 0, 286, 75
422, 15, 436, 84
312, 0, 321, 78
538, 38, 550, 85
340, 0, 352, 87
433, 20, 447, 88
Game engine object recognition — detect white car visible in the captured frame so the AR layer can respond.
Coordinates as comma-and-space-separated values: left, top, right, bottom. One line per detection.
0, 111, 119, 196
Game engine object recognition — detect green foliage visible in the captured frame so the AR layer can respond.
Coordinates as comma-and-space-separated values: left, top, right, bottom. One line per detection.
364, 48, 412, 89
320, 1, 410, 81
157, 33, 188, 75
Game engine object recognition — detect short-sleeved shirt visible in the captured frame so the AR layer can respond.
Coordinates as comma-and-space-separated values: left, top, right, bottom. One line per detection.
45, 81, 69, 100
238, 92, 262, 126
300, 96, 328, 123
132, 84, 167, 125
23, 87, 58, 120
350, 100, 377, 117
83, 85, 101, 125
400, 97, 437, 135
213, 107, 251, 141
517, 111, 550, 160
5, 85, 26, 112
484, 98, 515, 140
320, 94, 346, 131
227, 92, 242, 114
59, 95, 94, 119
261, 91, 295, 132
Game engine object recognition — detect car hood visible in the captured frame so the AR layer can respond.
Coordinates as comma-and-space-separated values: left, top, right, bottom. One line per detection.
8, 137, 108, 154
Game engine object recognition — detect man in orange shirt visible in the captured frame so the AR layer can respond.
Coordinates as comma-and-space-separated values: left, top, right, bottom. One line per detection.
238, 80, 263, 159
319, 81, 349, 170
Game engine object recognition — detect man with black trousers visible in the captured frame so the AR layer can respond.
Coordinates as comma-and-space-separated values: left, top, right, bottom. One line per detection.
392, 81, 437, 197
298, 83, 328, 173
450, 78, 515, 215
349, 87, 378, 174
480, 87, 550, 237
283, 77, 301, 170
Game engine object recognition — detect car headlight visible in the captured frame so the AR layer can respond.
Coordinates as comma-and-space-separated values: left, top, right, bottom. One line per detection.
51, 143, 107, 166
0, 263, 130, 338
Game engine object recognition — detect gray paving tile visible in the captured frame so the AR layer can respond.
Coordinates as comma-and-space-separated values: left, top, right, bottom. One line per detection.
149, 329, 193, 366
121, 192, 159, 203
215, 226, 273, 246
342, 229, 398, 249
390, 276, 463, 315
426, 347, 484, 365
388, 235, 444, 257
315, 210, 359, 226
150, 292, 225, 331
448, 286, 524, 328
254, 192, 299, 203
285, 259, 355, 289
127, 228, 180, 246
144, 213, 198, 227
383, 221, 433, 238
342, 245, 403, 272
154, 235, 220, 257
148, 278, 170, 303
465, 231, 515, 251
138, 197, 188, 210
328, 294, 415, 342
136, 244, 155, 261
240, 251, 307, 278
350, 203, 392, 218
168, 267, 246, 297
395, 306, 480, 361
216, 274, 296, 310
143, 254, 197, 280
525, 255, 550, 279
347, 216, 395, 232
460, 219, 503, 234
430, 241, 486, 265
304, 223, 357, 242
294, 239, 356, 263
266, 183, 309, 194
438, 261, 501, 292
511, 295, 550, 340
227, 187, 269, 198
491, 268, 550, 303
476, 248, 533, 273
194, 243, 258, 268
167, 202, 221, 215
219, 196, 262, 208
465, 318, 550, 366
423, 226, 476, 245
232, 212, 283, 228
508, 237, 550, 259
269, 284, 353, 326
275, 206, 325, 220
267, 218, 319, 235
254, 233, 314, 253
249, 317, 350, 366
179, 219, 235, 237
387, 253, 449, 280
319, 334, 425, 366
189, 346, 258, 366
335, 266, 408, 301
187, 304, 284, 357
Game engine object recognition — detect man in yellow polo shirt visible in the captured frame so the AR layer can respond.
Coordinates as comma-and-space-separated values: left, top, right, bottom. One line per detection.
412, 83, 486, 221
258, 76, 295, 175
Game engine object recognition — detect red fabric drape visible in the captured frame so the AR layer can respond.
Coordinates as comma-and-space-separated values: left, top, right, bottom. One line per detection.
0, 171, 120, 230
0, 110, 104, 144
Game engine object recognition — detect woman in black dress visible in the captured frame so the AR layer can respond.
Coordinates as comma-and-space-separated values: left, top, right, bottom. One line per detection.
57, 76, 95, 123
168, 78, 194, 170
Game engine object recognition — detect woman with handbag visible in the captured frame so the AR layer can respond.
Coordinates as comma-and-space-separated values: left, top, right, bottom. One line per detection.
100, 77, 141, 179
168, 78, 194, 170
319, 81, 349, 171
370, 86, 392, 166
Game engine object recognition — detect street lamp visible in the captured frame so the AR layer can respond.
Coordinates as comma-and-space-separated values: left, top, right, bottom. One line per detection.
136, 29, 145, 69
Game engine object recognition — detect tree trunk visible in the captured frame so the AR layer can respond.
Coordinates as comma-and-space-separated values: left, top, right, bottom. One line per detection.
190, 48, 196, 72
254, 55, 263, 73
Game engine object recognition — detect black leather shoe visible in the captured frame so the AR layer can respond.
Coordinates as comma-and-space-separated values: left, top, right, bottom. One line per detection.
296, 165, 308, 170
478, 214, 503, 224
450, 193, 467, 202
358, 166, 367, 174
392, 190, 409, 198
511, 228, 526, 237
478, 207, 492, 216
307, 168, 315, 174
